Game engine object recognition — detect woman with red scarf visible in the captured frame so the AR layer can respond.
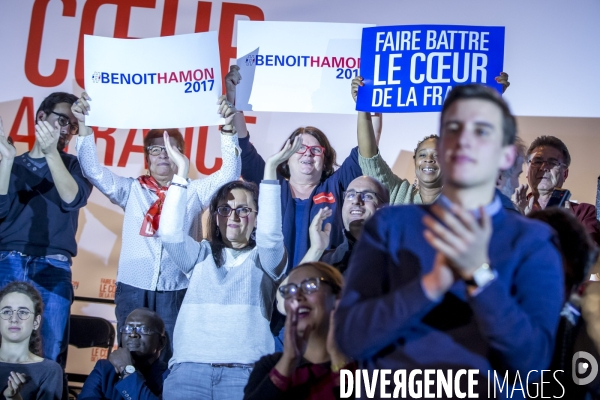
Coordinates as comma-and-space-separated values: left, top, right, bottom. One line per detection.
71, 93, 241, 363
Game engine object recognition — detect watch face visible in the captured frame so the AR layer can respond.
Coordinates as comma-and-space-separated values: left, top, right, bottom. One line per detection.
125, 365, 135, 374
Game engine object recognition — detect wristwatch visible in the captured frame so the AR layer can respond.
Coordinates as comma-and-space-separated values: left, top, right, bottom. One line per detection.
122, 365, 135, 377
464, 263, 495, 288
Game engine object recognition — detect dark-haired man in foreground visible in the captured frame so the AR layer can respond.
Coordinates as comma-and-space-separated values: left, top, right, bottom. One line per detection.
79, 308, 169, 400
336, 84, 564, 398
0, 92, 92, 373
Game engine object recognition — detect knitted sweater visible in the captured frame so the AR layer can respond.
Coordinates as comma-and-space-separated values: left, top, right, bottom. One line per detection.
160, 177, 287, 366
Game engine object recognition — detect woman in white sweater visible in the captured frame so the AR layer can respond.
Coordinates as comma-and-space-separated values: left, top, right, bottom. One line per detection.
159, 134, 300, 399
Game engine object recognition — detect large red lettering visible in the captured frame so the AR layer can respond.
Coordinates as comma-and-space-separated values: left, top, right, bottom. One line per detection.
195, 127, 221, 175
195, 2, 212, 32
161, 0, 178, 36
75, 0, 155, 89
25, 0, 77, 87
92, 127, 117, 166
218, 3, 264, 91
9, 97, 36, 149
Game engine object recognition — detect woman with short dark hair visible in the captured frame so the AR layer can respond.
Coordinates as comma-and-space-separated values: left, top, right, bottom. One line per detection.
159, 134, 291, 400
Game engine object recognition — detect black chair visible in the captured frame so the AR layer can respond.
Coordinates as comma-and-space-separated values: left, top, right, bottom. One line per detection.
67, 315, 116, 397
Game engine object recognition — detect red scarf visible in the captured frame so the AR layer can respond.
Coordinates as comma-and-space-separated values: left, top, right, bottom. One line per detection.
138, 175, 169, 237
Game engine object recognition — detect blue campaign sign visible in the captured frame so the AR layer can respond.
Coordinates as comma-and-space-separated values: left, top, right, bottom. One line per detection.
356, 25, 505, 113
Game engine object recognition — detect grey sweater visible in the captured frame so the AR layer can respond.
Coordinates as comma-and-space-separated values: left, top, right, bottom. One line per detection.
159, 177, 287, 366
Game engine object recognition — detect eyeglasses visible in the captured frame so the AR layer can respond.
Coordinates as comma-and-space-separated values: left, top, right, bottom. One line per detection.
216, 205, 256, 218
528, 158, 565, 170
50, 111, 79, 135
0, 308, 33, 320
297, 144, 325, 156
146, 145, 183, 156
119, 325, 159, 336
279, 277, 339, 299
343, 190, 382, 204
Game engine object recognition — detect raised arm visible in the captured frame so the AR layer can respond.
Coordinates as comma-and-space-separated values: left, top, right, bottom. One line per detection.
189, 96, 242, 204
159, 135, 209, 273
73, 94, 133, 208
35, 120, 80, 204
224, 65, 266, 185
352, 77, 378, 159
254, 139, 302, 280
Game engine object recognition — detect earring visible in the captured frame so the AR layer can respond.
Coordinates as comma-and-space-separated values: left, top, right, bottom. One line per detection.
250, 229, 256, 241
412, 178, 419, 190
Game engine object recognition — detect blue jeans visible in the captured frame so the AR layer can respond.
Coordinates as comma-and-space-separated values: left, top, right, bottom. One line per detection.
0, 251, 73, 367
163, 363, 252, 400
114, 282, 186, 364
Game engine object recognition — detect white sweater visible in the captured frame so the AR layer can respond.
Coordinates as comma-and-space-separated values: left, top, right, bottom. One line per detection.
159, 176, 287, 365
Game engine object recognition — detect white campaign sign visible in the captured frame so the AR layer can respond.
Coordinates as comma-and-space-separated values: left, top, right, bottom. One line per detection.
84, 32, 224, 129
236, 21, 374, 115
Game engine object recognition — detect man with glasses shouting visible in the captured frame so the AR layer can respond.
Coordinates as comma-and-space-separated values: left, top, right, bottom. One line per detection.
79, 308, 170, 400
515, 135, 599, 243
0, 92, 93, 377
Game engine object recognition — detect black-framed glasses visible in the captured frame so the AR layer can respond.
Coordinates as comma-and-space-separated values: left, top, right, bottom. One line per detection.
279, 277, 340, 299
216, 205, 256, 218
297, 144, 325, 156
343, 190, 382, 204
0, 308, 33, 321
119, 325, 159, 336
50, 111, 79, 135
527, 158, 565, 170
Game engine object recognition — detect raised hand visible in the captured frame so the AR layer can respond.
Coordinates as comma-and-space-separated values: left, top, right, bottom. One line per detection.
0, 117, 16, 162
423, 203, 492, 281
264, 136, 303, 180
325, 304, 349, 369
71, 92, 91, 123
217, 95, 237, 127
163, 131, 190, 179
3, 371, 27, 400
35, 121, 60, 155
351, 76, 364, 103
495, 72, 510, 93
513, 183, 531, 215
308, 207, 333, 252
108, 347, 134, 375
275, 301, 312, 377
225, 65, 242, 104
